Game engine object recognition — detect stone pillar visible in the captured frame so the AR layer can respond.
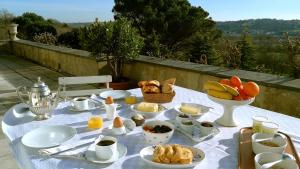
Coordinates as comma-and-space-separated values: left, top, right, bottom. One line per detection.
7, 23, 19, 41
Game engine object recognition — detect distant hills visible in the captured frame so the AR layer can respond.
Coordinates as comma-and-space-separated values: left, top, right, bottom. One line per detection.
216, 19, 300, 37
67, 19, 300, 37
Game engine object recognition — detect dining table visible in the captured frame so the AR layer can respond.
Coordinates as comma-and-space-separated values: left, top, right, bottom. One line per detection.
2, 86, 300, 169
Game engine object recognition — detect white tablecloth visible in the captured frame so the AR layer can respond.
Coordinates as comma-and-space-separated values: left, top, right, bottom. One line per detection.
2, 86, 300, 169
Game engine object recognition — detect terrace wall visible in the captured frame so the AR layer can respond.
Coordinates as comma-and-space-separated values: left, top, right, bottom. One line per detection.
10, 40, 300, 117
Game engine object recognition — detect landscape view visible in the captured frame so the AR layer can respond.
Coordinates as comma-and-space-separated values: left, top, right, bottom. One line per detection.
0, 1, 300, 169
0, 0, 299, 78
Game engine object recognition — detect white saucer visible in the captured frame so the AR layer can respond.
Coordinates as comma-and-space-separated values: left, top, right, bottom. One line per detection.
100, 90, 131, 100
85, 143, 127, 163
68, 100, 102, 112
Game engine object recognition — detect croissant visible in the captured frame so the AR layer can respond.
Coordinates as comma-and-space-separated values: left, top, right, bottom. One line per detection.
152, 144, 193, 164
142, 85, 161, 93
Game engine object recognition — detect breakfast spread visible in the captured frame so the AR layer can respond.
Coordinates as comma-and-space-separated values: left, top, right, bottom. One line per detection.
131, 114, 145, 126
180, 104, 201, 115
152, 144, 193, 164
204, 75, 260, 100
136, 102, 158, 112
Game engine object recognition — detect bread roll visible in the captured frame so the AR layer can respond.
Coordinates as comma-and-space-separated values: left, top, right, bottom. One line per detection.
162, 83, 173, 94
142, 85, 160, 93
138, 80, 147, 87
152, 144, 193, 164
136, 102, 158, 112
146, 80, 160, 87
163, 78, 176, 85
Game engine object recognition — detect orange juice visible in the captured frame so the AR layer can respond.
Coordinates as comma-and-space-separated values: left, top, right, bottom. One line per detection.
125, 95, 137, 104
88, 116, 103, 129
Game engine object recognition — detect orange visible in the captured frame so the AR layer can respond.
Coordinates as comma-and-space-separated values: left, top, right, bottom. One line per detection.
220, 79, 231, 85
243, 82, 260, 97
233, 95, 243, 101
230, 76, 242, 88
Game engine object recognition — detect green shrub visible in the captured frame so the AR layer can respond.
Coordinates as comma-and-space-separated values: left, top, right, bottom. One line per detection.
57, 29, 80, 49
33, 32, 57, 45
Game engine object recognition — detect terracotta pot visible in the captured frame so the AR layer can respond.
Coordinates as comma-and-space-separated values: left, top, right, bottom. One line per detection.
109, 80, 136, 90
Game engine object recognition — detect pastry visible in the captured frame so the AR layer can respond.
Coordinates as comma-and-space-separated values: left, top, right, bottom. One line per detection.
163, 78, 176, 85
162, 83, 173, 94
113, 117, 123, 128
131, 114, 145, 126
142, 85, 160, 93
180, 104, 201, 115
146, 80, 160, 87
152, 144, 193, 164
138, 80, 147, 87
105, 96, 114, 104
136, 102, 159, 112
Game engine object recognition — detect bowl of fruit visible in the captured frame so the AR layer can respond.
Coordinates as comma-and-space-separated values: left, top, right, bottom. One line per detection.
204, 75, 259, 127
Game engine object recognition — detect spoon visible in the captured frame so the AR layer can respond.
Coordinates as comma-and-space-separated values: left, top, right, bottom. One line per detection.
255, 134, 281, 143
261, 153, 293, 169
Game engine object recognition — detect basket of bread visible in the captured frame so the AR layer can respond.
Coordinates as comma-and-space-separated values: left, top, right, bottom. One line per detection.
138, 78, 176, 103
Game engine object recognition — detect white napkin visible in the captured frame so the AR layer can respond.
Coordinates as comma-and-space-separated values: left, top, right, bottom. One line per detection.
39, 138, 95, 156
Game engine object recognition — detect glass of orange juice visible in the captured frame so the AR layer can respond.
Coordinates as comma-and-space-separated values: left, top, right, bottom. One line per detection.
125, 94, 137, 104
88, 116, 103, 129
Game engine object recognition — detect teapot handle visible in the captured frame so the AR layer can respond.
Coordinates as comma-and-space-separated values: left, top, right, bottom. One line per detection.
16, 86, 29, 104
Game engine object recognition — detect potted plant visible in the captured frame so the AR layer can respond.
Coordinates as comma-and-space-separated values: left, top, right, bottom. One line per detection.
79, 18, 144, 89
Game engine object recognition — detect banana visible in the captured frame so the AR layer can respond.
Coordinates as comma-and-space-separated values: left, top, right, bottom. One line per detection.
207, 90, 233, 100
204, 81, 226, 92
223, 84, 239, 96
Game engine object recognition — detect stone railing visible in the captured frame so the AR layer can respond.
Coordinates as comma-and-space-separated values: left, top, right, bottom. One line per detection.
9, 40, 300, 117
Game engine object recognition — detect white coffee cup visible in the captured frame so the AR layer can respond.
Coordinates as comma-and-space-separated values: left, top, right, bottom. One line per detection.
72, 97, 89, 110
95, 136, 118, 160
199, 121, 214, 136
252, 116, 268, 133
262, 121, 279, 135
105, 103, 117, 120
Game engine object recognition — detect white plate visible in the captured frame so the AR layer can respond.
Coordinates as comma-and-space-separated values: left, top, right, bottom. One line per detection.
174, 103, 211, 118
168, 120, 220, 142
22, 125, 76, 148
130, 104, 167, 118
140, 145, 205, 168
100, 90, 131, 100
68, 100, 103, 112
85, 143, 127, 163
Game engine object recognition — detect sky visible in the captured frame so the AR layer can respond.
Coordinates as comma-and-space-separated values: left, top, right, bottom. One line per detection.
1, 0, 300, 22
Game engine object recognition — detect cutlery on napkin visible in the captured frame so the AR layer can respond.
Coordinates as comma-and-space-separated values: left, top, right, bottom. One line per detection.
38, 138, 95, 156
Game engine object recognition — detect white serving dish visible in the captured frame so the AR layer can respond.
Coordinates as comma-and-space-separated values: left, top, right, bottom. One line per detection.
22, 125, 76, 148
142, 120, 175, 144
131, 104, 167, 119
207, 95, 254, 127
140, 145, 205, 168
100, 90, 131, 100
168, 120, 220, 142
254, 152, 298, 169
174, 103, 210, 119
252, 133, 287, 154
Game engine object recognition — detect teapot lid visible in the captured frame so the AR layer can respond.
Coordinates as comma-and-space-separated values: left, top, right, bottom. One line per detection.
32, 77, 50, 97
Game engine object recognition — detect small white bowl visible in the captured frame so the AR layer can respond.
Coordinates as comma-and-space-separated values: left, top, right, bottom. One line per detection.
252, 133, 287, 154
142, 120, 174, 145
197, 121, 215, 136
180, 120, 194, 134
175, 113, 191, 124
254, 152, 298, 169
131, 104, 167, 119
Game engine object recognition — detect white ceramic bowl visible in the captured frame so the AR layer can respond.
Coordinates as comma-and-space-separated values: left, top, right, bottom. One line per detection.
175, 113, 191, 124
180, 120, 194, 134
254, 152, 298, 169
131, 104, 167, 119
252, 133, 287, 154
142, 120, 175, 144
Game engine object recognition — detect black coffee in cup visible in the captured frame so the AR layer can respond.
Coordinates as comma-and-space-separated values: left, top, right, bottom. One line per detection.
97, 140, 115, 146
76, 98, 86, 101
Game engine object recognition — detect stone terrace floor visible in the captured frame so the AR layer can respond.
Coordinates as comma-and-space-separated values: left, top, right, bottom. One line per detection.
0, 52, 97, 169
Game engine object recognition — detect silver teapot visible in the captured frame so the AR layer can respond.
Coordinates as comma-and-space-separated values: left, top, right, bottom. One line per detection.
16, 77, 59, 120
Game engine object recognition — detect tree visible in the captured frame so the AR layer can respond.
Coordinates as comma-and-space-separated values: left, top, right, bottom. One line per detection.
236, 30, 256, 70
281, 33, 300, 78
113, 0, 221, 62
79, 18, 143, 81
57, 28, 81, 49
13, 12, 57, 40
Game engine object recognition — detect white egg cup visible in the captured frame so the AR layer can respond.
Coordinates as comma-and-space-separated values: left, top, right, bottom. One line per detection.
207, 95, 254, 127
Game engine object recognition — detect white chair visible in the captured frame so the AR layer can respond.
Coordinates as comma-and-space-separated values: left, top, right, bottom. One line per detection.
58, 75, 112, 97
